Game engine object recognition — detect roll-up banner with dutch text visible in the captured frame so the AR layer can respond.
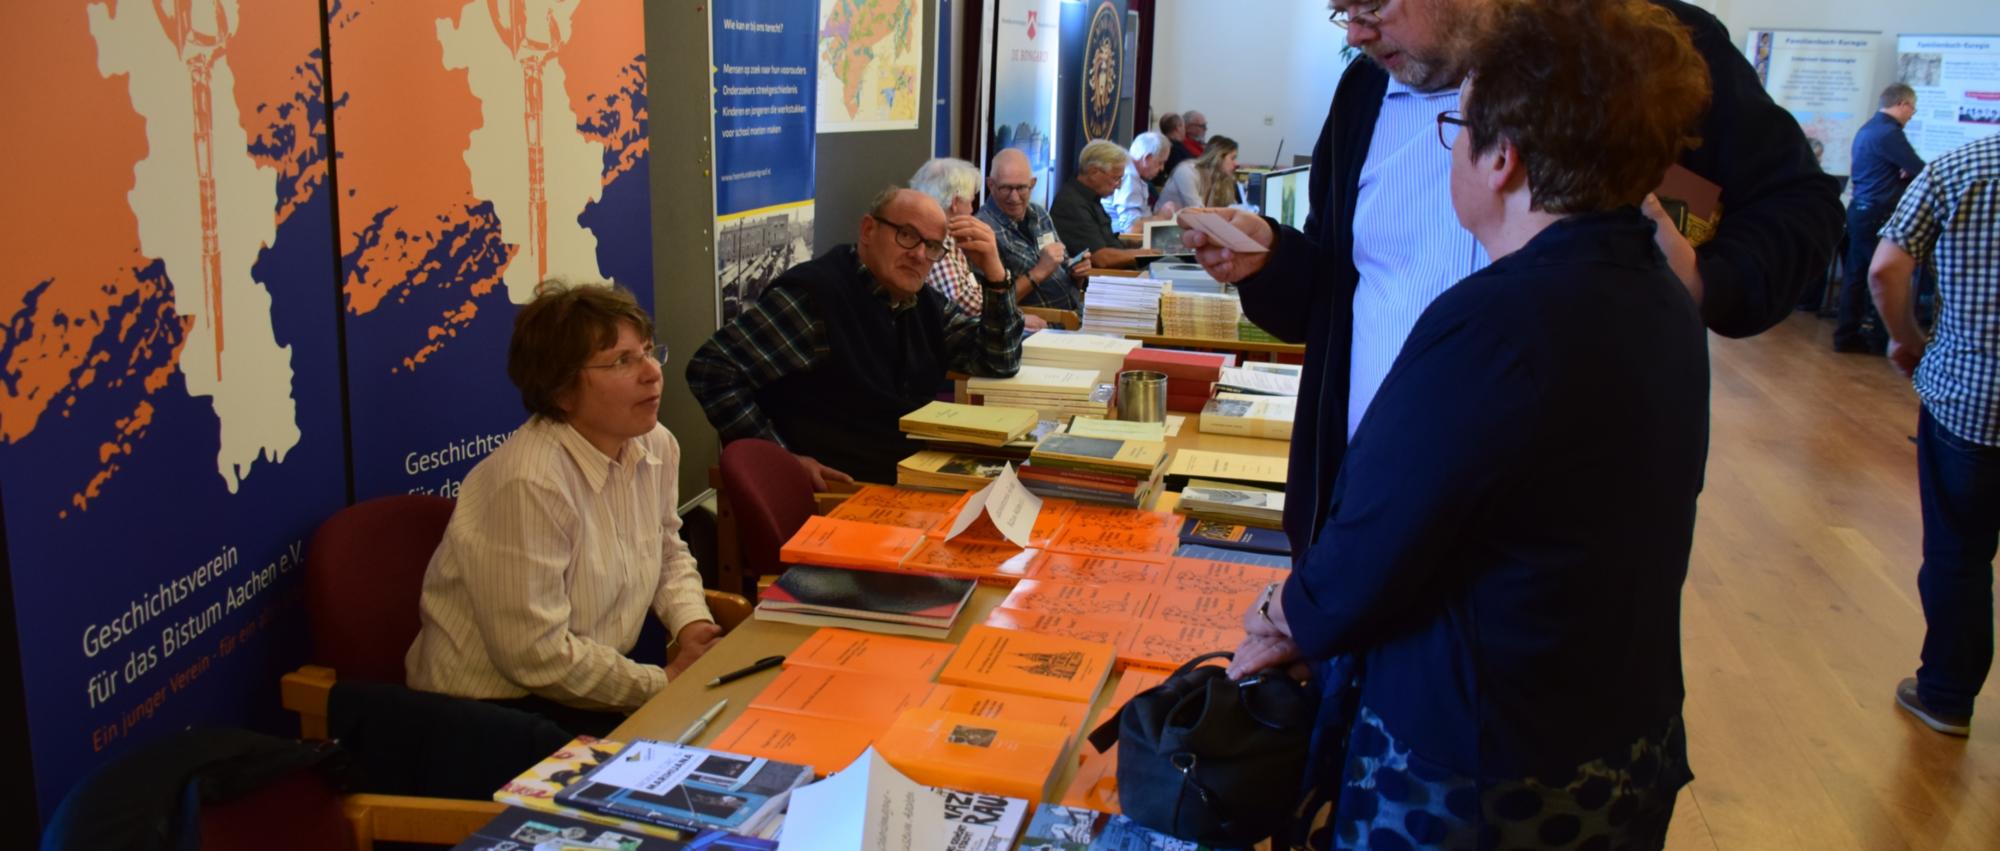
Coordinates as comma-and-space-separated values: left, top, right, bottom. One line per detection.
331, 0, 655, 501
0, 0, 348, 819
712, 0, 818, 324
992, 0, 1060, 208
1897, 34, 2000, 162
1743, 30, 1882, 176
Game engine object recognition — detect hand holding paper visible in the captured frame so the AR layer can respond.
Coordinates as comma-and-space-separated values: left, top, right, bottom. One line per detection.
1181, 207, 1274, 283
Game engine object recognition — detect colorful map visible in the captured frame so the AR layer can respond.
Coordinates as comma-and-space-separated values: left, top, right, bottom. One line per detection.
816, 0, 921, 132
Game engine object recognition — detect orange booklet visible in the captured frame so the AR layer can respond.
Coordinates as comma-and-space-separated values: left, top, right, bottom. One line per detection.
784, 627, 954, 679
747, 666, 935, 725
1027, 552, 1170, 585
901, 537, 1043, 582
779, 515, 926, 571
1142, 587, 1262, 631
985, 606, 1145, 651
1047, 508, 1182, 561
998, 579, 1157, 619
921, 684, 1094, 731
931, 493, 1076, 548
1060, 745, 1121, 813
826, 486, 966, 531
1164, 558, 1288, 595
1119, 620, 1246, 671
1094, 668, 1170, 732
706, 707, 884, 777
874, 708, 1073, 802
936, 624, 1116, 704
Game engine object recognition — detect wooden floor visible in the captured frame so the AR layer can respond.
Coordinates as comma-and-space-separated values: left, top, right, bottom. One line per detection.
1668, 313, 2000, 850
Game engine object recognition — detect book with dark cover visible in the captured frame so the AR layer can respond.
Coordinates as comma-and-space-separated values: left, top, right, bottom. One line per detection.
761, 564, 975, 625
1172, 543, 1293, 568
1177, 517, 1291, 555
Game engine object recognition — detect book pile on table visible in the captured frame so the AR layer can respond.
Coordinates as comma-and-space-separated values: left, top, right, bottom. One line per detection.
754, 564, 976, 638
1079, 276, 1165, 337
1124, 347, 1235, 413
1020, 433, 1169, 508
898, 400, 1040, 447
1199, 391, 1296, 439
1177, 480, 1286, 528
1021, 329, 1143, 385
489, 736, 791, 847
966, 365, 1110, 420
1159, 286, 1242, 340
1216, 362, 1301, 397
1163, 448, 1288, 491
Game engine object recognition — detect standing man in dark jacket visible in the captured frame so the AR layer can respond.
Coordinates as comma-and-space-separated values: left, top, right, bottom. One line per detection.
1836, 84, 1925, 352
1188, 0, 1843, 556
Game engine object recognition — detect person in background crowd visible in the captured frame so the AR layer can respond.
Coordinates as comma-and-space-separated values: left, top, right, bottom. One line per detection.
687, 188, 1022, 487
1108, 131, 1173, 232
405, 282, 717, 736
910, 157, 1047, 331
1836, 83, 1925, 353
1181, 109, 1209, 157
1868, 132, 2000, 738
1183, 0, 1841, 560
978, 148, 1089, 311
1158, 135, 1242, 212
1157, 111, 1193, 192
1052, 139, 1148, 269
1226, 0, 1712, 845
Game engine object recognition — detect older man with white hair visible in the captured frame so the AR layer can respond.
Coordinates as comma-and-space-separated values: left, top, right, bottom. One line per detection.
1106, 132, 1172, 233
1052, 139, 1147, 269
912, 157, 1047, 330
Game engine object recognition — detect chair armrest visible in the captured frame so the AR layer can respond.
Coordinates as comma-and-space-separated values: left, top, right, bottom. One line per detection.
702, 589, 753, 634
282, 665, 337, 741
1022, 307, 1081, 330
343, 793, 503, 849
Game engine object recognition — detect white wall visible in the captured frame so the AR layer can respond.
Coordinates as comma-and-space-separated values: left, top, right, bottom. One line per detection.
1147, 0, 2000, 167
1148, 1, 1352, 169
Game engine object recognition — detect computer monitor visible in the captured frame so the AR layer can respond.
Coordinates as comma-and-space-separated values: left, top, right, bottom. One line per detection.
1253, 165, 1312, 230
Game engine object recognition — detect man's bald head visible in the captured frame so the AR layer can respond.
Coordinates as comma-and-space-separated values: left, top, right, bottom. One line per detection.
988, 148, 1037, 221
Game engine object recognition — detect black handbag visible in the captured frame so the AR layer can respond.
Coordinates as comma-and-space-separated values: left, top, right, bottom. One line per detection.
1087, 651, 1318, 847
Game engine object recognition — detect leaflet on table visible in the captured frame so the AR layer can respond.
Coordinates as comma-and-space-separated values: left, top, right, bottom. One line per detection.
778, 747, 946, 851
943, 463, 1042, 546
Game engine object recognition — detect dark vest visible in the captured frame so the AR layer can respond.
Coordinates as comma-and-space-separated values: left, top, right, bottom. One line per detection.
754, 246, 950, 483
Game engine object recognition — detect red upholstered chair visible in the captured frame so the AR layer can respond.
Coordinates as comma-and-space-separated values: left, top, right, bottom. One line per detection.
304, 494, 456, 685
718, 438, 819, 596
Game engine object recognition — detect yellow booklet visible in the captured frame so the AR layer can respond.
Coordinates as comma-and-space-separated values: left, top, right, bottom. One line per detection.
900, 401, 1041, 446
1164, 449, 1288, 488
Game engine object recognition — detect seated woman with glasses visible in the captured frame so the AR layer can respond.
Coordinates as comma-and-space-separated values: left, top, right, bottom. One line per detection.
1227, 0, 1712, 847
405, 281, 717, 736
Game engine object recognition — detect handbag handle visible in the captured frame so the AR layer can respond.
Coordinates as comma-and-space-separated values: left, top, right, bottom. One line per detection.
1086, 651, 1238, 753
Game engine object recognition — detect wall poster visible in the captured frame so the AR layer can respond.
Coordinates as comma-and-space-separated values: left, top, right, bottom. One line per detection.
1743, 29, 1883, 175
1896, 34, 2000, 162
712, 0, 820, 324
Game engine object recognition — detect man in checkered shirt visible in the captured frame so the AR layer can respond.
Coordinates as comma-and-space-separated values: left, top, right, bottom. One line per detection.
1869, 132, 2000, 738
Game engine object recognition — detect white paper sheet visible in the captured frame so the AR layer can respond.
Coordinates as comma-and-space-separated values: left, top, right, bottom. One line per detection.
778, 748, 946, 851
944, 464, 1043, 547
1176, 209, 1269, 254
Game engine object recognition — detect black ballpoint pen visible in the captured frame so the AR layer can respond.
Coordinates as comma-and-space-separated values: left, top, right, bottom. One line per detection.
707, 654, 785, 687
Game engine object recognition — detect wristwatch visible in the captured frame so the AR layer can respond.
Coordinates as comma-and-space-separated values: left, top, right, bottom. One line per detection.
981, 271, 1014, 293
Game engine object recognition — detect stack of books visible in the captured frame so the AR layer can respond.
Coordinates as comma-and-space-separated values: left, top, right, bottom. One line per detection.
1177, 480, 1286, 528
1164, 449, 1289, 491
554, 740, 812, 840
1079, 276, 1165, 337
1158, 287, 1242, 340
899, 401, 1040, 447
966, 365, 1110, 420
1216, 363, 1301, 397
1020, 329, 1143, 385
492, 737, 783, 847
1020, 434, 1169, 508
1147, 261, 1229, 295
1199, 391, 1296, 439
754, 564, 977, 638
1238, 315, 1285, 344
896, 450, 1016, 491
1124, 347, 1235, 413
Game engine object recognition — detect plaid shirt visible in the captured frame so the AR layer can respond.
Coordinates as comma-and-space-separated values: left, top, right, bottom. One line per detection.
686, 247, 1023, 447
1884, 134, 2000, 446
977, 198, 1084, 311
924, 234, 986, 315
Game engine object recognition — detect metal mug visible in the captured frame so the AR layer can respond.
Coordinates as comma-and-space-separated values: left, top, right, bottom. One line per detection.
1115, 370, 1169, 423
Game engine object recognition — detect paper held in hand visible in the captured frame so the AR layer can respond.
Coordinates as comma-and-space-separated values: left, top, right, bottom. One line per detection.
944, 463, 1043, 547
1175, 209, 1269, 254
778, 747, 948, 851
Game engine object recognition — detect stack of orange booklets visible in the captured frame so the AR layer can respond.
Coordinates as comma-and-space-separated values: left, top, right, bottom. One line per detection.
824, 485, 965, 531
1045, 506, 1184, 562
984, 556, 1285, 671
707, 629, 950, 775
779, 515, 926, 570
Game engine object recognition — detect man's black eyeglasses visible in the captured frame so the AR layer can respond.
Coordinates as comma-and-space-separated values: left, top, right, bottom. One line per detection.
1436, 110, 1471, 150
870, 214, 947, 261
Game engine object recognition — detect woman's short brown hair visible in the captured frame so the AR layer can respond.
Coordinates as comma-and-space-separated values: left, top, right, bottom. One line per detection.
1461, 0, 1711, 214
507, 280, 655, 421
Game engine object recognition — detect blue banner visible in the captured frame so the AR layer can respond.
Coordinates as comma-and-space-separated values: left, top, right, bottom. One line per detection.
712, 0, 819, 322
936, 0, 953, 157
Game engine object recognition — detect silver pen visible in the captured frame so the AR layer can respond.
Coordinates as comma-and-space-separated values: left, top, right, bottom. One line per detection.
674, 698, 729, 745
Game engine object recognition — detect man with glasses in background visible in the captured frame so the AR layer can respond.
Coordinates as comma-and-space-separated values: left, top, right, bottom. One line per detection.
1181, 110, 1209, 157
979, 148, 1090, 311
1187, 0, 1842, 559
688, 187, 1023, 488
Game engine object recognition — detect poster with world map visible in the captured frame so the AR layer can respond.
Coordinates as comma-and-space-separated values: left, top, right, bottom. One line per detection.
816, 0, 923, 132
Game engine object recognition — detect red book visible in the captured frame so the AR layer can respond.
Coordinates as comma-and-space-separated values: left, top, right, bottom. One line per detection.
1167, 391, 1213, 413
1124, 348, 1231, 383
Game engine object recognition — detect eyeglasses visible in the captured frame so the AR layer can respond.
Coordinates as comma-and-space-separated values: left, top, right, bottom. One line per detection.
991, 181, 1036, 196
870, 214, 947, 261
1329, 0, 1386, 29
1436, 110, 1471, 150
582, 342, 669, 376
